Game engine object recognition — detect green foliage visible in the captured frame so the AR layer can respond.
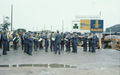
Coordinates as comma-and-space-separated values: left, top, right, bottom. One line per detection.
2, 22, 10, 31
16, 28, 26, 32
1, 16, 10, 31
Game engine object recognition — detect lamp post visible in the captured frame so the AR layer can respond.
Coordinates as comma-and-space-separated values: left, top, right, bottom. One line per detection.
11, 4, 13, 31
62, 20, 64, 32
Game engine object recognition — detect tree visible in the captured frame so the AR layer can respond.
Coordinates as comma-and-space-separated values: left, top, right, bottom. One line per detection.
16, 28, 26, 32
2, 16, 10, 31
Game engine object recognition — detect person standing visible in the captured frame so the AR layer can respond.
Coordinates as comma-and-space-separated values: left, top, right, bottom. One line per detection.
61, 32, 65, 51
20, 33, 24, 50
72, 32, 78, 53
28, 34, 34, 55
23, 33, 28, 53
2, 32, 8, 55
34, 35, 38, 51
44, 33, 49, 52
38, 33, 41, 50
83, 33, 88, 52
39, 33, 44, 50
88, 34, 92, 52
55, 31, 61, 55
65, 33, 71, 52
12, 31, 18, 50
91, 33, 97, 53
0, 31, 2, 48
50, 32, 55, 52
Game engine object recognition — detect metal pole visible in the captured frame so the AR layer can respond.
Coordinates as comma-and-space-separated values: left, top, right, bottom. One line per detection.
72, 21, 73, 32
11, 4, 13, 31
110, 28, 111, 39
2, 16, 4, 31
99, 11, 102, 49
51, 25, 52, 31
62, 20, 64, 32
44, 24, 45, 31
99, 33, 102, 49
3, 16, 5, 24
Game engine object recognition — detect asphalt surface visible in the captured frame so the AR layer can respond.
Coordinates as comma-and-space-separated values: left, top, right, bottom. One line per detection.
0, 47, 120, 75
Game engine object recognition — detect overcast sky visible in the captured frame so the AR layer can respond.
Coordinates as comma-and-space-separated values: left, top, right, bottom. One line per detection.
0, 0, 120, 32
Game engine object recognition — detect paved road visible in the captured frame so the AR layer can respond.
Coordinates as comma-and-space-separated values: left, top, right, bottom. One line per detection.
0, 47, 120, 75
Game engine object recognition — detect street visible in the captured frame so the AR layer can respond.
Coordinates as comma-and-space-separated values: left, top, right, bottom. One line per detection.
0, 47, 120, 75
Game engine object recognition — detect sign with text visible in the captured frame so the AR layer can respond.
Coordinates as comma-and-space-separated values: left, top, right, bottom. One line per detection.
80, 20, 90, 30
90, 20, 103, 33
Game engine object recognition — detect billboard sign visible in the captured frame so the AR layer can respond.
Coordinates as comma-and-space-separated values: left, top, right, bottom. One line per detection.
80, 20, 90, 30
90, 20, 103, 33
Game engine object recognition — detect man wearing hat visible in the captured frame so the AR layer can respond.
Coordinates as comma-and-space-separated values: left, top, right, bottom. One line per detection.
50, 32, 55, 52
44, 32, 49, 52
12, 31, 18, 50
2, 32, 8, 55
65, 33, 71, 52
91, 33, 97, 53
61, 32, 65, 51
28, 34, 34, 55
55, 30, 62, 55
83, 33, 88, 52
23, 32, 28, 53
88, 33, 92, 52
0, 31, 2, 48
71, 32, 78, 53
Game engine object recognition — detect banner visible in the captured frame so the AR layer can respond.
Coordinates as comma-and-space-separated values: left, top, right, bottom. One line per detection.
80, 20, 90, 30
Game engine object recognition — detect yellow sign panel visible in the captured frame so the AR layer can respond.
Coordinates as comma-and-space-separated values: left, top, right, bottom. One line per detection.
94, 20, 99, 28
80, 20, 90, 30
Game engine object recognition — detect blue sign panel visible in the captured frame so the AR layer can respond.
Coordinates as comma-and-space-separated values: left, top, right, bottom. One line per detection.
90, 20, 103, 33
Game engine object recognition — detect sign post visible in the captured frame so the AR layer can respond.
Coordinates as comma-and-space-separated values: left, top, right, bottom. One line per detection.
90, 20, 103, 49
99, 33, 102, 49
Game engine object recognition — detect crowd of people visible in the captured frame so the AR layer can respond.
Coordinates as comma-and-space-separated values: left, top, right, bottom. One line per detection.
0, 30, 98, 55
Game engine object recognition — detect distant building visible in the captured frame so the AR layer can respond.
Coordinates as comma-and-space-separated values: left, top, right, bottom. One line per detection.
106, 24, 120, 32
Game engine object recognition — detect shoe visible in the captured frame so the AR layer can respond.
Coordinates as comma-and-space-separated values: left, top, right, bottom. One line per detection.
59, 51, 61, 54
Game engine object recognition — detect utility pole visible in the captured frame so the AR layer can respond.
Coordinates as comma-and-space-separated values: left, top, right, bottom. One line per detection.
62, 20, 64, 32
99, 11, 102, 49
11, 4, 13, 31
51, 25, 52, 31
44, 24, 45, 31
110, 28, 111, 39
3, 16, 5, 24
